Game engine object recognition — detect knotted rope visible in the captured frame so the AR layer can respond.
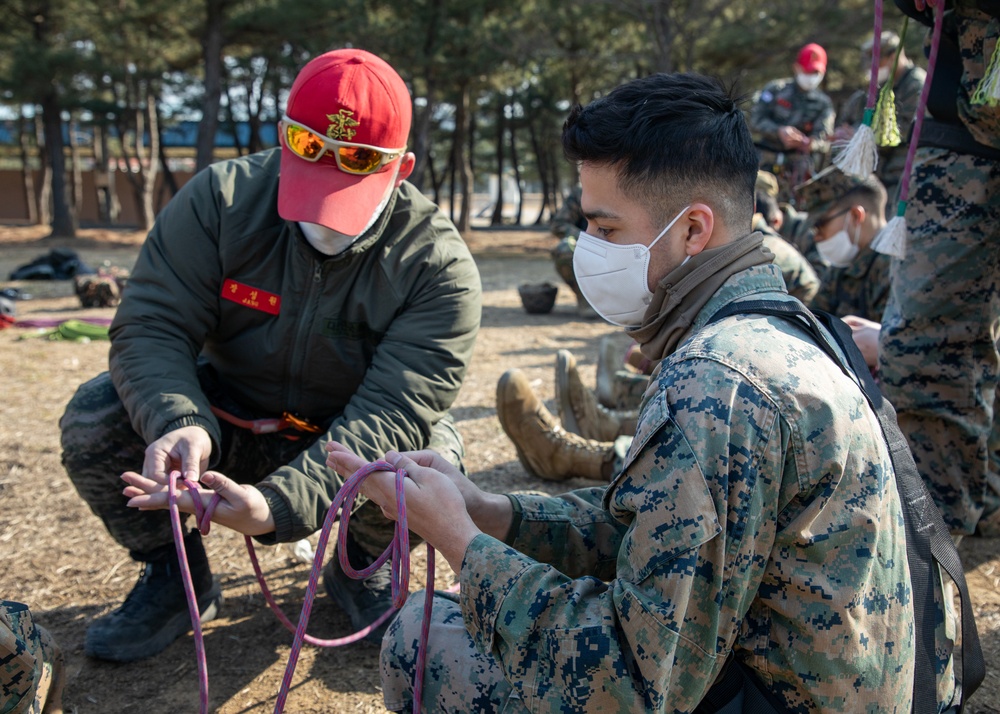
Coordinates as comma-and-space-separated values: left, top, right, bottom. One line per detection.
168, 459, 433, 714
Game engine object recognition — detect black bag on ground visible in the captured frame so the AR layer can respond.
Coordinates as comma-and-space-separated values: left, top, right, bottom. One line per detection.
9, 248, 95, 280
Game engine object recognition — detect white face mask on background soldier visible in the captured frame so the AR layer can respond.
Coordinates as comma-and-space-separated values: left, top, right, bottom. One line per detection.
572, 205, 690, 328
795, 72, 824, 91
816, 216, 861, 268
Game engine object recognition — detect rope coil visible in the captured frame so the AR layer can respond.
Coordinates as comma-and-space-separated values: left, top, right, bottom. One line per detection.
168, 459, 433, 714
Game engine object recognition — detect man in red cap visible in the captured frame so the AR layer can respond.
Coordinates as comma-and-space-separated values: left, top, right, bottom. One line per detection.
60, 48, 483, 661
750, 42, 836, 202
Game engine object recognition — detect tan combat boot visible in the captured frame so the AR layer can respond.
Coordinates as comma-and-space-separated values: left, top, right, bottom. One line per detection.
496, 369, 613, 482
555, 350, 638, 442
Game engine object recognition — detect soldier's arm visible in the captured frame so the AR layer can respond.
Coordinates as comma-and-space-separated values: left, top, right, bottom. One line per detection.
806, 99, 836, 154
457, 359, 784, 710
749, 83, 787, 143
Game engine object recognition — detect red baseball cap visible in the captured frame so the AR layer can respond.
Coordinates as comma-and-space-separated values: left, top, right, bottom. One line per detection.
796, 43, 827, 74
278, 49, 412, 234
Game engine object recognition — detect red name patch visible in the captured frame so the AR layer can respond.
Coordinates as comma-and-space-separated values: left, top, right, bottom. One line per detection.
221, 279, 281, 315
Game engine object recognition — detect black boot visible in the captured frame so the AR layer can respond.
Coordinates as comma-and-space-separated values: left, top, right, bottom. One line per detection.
84, 531, 223, 662
323, 532, 396, 645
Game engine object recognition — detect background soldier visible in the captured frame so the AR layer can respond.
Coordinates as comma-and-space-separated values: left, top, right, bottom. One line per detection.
794, 167, 890, 322
750, 43, 836, 202
549, 184, 596, 317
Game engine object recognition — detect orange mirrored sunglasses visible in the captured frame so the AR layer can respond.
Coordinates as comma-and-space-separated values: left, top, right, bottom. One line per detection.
281, 115, 405, 175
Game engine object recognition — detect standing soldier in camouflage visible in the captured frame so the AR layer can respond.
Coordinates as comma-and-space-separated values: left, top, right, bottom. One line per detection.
836, 30, 927, 212
751, 43, 836, 203
549, 184, 597, 317
879, 0, 1000, 537
794, 167, 891, 321
327, 72, 930, 712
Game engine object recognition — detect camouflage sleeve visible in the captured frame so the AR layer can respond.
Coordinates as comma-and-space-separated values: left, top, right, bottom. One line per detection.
867, 252, 892, 320
549, 187, 586, 239
750, 82, 786, 144
808, 97, 836, 153
506, 488, 626, 580
458, 360, 784, 712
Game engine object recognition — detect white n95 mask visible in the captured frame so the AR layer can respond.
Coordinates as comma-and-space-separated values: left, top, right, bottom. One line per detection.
816, 216, 861, 268
572, 206, 689, 328
795, 72, 824, 91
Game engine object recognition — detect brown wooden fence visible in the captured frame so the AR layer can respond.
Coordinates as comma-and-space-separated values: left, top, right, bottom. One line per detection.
0, 169, 195, 226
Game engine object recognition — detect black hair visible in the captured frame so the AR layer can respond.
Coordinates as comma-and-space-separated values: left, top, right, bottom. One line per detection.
827, 175, 888, 216
755, 192, 782, 228
562, 72, 758, 230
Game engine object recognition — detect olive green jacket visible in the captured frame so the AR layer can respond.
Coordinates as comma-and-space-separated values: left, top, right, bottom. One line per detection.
109, 147, 482, 540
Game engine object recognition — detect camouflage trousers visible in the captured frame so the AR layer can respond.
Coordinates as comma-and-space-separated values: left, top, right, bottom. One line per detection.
59, 371, 465, 561
381, 591, 527, 712
1, 600, 62, 714
878, 147, 1000, 536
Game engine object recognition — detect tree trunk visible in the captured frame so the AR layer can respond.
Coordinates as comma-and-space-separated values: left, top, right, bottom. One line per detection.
222, 78, 245, 157
457, 85, 474, 233
528, 116, 549, 225
92, 124, 121, 224
490, 96, 505, 226
427, 150, 441, 205
68, 115, 84, 213
41, 93, 76, 237
17, 110, 38, 225
195, 0, 226, 171
141, 93, 161, 230
35, 114, 51, 225
509, 113, 524, 225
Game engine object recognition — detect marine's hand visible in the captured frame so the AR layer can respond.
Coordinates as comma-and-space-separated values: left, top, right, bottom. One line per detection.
364, 451, 481, 572
143, 425, 212, 484
842, 314, 882, 370
778, 125, 808, 150
325, 442, 513, 543
122, 469, 276, 536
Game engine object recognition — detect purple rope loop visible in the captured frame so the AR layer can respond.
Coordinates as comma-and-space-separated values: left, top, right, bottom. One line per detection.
169, 459, 436, 714
168, 471, 211, 714
897, 1, 945, 215
866, 0, 885, 110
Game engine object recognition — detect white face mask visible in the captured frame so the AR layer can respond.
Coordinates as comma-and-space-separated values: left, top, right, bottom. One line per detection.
816, 215, 861, 268
868, 65, 892, 85
795, 71, 824, 91
572, 205, 689, 328
298, 168, 398, 255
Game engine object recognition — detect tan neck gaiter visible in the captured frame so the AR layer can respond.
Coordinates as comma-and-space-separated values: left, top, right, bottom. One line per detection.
626, 232, 773, 362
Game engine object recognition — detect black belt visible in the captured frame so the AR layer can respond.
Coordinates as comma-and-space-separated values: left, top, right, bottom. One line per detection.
917, 117, 1000, 161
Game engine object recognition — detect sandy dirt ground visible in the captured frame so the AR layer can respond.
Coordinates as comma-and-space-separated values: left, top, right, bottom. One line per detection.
1, 223, 998, 713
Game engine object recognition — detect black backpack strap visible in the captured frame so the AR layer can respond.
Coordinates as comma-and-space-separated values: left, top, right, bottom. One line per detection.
708, 299, 984, 714
697, 655, 787, 714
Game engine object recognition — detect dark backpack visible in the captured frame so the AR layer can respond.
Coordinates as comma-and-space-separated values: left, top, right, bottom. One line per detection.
697, 299, 984, 714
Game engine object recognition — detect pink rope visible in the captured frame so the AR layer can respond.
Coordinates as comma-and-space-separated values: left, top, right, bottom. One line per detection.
167, 460, 434, 714
895, 2, 945, 217
866, 0, 885, 110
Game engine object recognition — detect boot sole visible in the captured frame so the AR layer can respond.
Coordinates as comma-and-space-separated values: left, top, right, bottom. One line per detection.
84, 582, 223, 662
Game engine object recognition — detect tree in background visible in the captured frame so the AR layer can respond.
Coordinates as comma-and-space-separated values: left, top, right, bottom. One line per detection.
0, 0, 915, 236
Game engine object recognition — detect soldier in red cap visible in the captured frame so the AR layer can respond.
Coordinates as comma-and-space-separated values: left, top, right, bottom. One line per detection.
750, 43, 837, 202
60, 48, 482, 661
